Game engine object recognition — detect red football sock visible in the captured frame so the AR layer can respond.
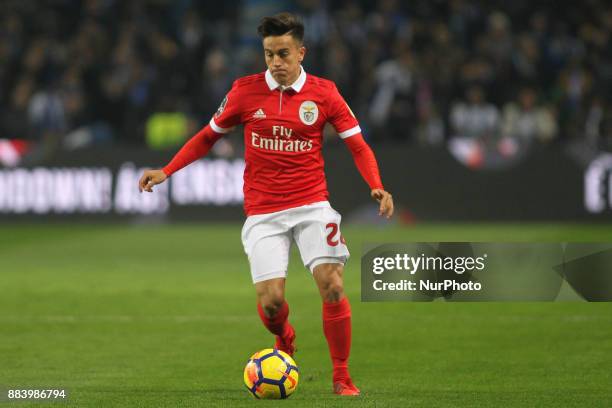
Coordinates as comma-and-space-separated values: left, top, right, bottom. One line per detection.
322, 297, 352, 383
257, 301, 292, 338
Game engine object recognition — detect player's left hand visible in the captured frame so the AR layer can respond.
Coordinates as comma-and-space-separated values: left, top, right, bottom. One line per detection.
371, 189, 394, 219
138, 169, 167, 193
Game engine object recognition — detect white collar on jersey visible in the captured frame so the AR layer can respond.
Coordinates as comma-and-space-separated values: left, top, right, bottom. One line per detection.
265, 65, 307, 92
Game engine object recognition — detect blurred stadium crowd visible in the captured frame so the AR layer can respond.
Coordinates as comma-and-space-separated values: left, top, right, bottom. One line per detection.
0, 0, 610, 154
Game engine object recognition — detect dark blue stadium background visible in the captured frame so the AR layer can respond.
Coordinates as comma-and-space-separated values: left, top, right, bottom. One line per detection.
0, 0, 611, 221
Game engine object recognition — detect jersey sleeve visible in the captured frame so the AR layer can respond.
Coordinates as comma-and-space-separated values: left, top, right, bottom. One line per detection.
209, 80, 243, 133
327, 83, 361, 139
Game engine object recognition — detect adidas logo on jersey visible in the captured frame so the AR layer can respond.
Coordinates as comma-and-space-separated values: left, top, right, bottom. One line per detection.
253, 109, 266, 119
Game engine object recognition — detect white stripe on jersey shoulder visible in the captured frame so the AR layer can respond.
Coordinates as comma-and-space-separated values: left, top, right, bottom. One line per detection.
338, 125, 361, 139
209, 118, 233, 134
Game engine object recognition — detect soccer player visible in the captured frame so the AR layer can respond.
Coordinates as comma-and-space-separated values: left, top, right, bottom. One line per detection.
138, 12, 393, 396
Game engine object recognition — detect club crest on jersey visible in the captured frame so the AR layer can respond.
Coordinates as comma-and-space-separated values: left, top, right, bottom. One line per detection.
299, 101, 318, 125
215, 95, 228, 118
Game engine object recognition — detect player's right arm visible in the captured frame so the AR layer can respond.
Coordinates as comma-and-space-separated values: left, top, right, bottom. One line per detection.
138, 81, 243, 193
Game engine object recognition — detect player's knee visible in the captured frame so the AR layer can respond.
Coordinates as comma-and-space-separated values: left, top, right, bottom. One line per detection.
318, 276, 344, 303
260, 297, 285, 317
256, 278, 286, 317
257, 289, 285, 317
323, 281, 344, 303
314, 263, 345, 302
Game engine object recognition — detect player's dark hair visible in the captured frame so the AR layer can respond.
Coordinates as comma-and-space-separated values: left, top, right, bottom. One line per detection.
257, 12, 304, 43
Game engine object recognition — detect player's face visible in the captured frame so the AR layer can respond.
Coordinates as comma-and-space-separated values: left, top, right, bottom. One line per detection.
263, 34, 305, 86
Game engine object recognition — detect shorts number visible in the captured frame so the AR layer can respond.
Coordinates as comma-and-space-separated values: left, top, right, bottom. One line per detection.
326, 223, 346, 246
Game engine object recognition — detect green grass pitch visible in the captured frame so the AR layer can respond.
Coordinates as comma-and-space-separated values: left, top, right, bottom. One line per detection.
1, 223, 611, 407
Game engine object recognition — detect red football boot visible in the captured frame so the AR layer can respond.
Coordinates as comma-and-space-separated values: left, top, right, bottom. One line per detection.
333, 379, 360, 396
274, 324, 296, 356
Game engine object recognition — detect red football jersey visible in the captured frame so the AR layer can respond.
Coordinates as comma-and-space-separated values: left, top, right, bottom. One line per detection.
210, 68, 361, 216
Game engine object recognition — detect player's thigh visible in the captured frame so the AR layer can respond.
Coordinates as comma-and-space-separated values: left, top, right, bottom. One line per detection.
293, 204, 350, 272
242, 216, 292, 284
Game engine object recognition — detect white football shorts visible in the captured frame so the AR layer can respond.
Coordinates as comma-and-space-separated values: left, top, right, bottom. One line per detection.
241, 201, 350, 283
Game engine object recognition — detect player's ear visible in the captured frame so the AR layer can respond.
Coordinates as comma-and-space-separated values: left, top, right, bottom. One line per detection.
298, 45, 306, 62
